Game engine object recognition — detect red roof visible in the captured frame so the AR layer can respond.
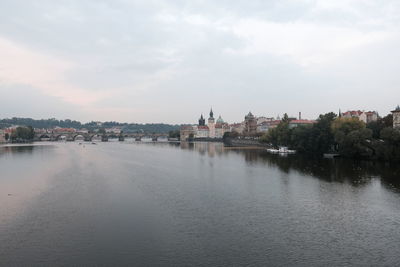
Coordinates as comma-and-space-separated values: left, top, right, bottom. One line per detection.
343, 110, 363, 116
198, 126, 209, 130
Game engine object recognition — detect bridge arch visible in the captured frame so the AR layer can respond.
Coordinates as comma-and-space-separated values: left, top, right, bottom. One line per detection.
73, 134, 85, 141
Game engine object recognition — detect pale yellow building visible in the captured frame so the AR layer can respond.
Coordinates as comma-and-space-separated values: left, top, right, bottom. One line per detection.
391, 106, 400, 129
0, 129, 6, 143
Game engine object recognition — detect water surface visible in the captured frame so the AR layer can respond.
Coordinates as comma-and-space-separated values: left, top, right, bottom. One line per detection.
0, 142, 399, 266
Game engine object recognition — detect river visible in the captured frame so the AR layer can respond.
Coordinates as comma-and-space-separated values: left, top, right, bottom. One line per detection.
0, 142, 399, 266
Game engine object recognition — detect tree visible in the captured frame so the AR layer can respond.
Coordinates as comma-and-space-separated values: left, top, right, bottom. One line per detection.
262, 121, 292, 147
375, 127, 400, 161
169, 130, 180, 138
289, 112, 337, 154
11, 126, 35, 142
332, 118, 373, 158
332, 117, 365, 135
367, 114, 393, 139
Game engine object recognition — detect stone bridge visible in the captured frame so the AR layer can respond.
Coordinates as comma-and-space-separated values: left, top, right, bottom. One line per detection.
35, 132, 169, 142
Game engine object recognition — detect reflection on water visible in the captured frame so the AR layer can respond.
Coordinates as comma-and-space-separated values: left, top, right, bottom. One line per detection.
0, 142, 400, 266
0, 145, 35, 155
178, 142, 400, 191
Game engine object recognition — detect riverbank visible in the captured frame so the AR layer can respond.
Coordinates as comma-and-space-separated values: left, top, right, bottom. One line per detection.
223, 137, 269, 148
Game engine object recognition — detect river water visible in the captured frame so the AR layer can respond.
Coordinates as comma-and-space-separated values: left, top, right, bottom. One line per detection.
0, 142, 399, 266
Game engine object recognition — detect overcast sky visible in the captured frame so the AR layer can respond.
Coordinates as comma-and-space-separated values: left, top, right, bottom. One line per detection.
0, 0, 399, 124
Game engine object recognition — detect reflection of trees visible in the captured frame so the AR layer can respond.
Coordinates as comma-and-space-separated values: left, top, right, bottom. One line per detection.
254, 153, 400, 190
0, 145, 35, 154
177, 142, 400, 192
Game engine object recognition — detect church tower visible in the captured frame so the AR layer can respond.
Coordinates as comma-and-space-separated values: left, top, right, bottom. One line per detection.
198, 114, 205, 126
208, 108, 215, 138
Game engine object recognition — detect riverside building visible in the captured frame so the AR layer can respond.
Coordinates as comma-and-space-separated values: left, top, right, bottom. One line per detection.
180, 109, 229, 141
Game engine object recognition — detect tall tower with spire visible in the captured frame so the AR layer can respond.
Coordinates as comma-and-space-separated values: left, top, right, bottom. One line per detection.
208, 108, 215, 138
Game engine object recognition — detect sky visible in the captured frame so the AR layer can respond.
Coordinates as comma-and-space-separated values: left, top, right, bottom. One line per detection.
0, 0, 399, 124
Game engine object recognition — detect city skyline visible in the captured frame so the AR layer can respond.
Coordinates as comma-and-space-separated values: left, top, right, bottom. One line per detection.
1, 0, 400, 124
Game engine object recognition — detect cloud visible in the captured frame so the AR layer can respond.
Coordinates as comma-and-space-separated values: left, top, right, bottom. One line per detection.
0, 0, 399, 123
0, 37, 110, 107
228, 19, 392, 66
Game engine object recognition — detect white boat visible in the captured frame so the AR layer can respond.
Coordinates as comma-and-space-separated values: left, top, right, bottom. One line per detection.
267, 146, 296, 154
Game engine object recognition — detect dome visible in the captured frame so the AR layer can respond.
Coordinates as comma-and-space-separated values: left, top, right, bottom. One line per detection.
216, 115, 224, 124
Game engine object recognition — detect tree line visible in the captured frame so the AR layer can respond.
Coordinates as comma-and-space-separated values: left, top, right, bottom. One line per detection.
3, 126, 35, 143
0, 117, 180, 134
259, 112, 400, 162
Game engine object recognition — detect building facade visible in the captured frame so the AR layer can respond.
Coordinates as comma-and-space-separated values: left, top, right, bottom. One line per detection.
229, 122, 245, 134
208, 109, 215, 138
391, 106, 400, 129
180, 125, 196, 141
244, 112, 257, 135
0, 129, 5, 143
342, 110, 378, 123
180, 109, 229, 140
288, 119, 316, 129
256, 120, 281, 133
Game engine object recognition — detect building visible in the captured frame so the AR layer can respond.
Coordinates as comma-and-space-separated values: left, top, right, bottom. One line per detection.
244, 112, 257, 135
180, 109, 229, 140
257, 116, 274, 124
0, 129, 5, 143
364, 111, 378, 123
257, 121, 269, 133
208, 109, 216, 138
196, 125, 209, 138
229, 122, 245, 134
215, 116, 230, 138
180, 125, 196, 141
105, 127, 122, 134
391, 105, 400, 129
77, 128, 89, 134
342, 110, 378, 123
52, 127, 77, 134
288, 119, 316, 128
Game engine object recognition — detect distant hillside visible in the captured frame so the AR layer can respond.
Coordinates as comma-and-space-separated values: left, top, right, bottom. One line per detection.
0, 118, 180, 134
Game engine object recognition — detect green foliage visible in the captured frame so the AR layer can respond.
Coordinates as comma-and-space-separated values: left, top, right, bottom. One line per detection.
263, 112, 337, 154
11, 126, 35, 142
331, 117, 374, 158
374, 127, 400, 161
332, 117, 365, 135
169, 130, 180, 138
367, 114, 393, 139
335, 128, 373, 157
222, 131, 238, 139
0, 117, 180, 134
262, 121, 292, 147
290, 112, 337, 154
